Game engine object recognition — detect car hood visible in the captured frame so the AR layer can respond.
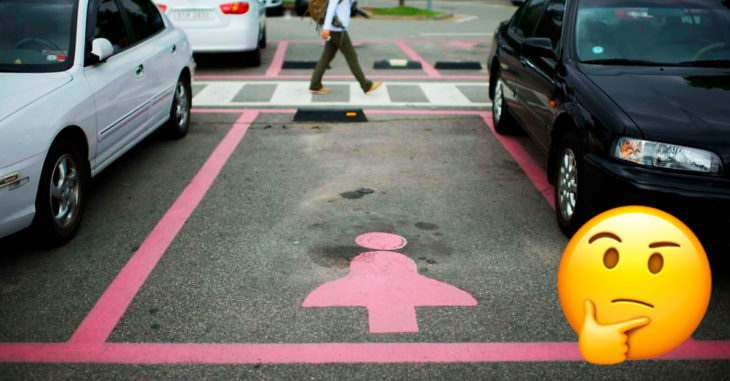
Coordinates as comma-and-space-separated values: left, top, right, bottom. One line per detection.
0, 72, 72, 123
587, 70, 730, 165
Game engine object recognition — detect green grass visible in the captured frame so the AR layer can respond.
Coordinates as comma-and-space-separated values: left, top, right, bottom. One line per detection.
371, 6, 445, 18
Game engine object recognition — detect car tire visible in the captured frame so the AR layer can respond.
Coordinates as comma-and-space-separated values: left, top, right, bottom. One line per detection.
33, 138, 88, 246
492, 74, 518, 134
164, 75, 192, 139
266, 4, 284, 16
247, 47, 262, 67
260, 26, 267, 49
296, 2, 308, 16
554, 131, 588, 236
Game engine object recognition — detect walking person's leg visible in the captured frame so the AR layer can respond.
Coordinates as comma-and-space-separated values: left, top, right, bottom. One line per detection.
338, 31, 381, 93
309, 33, 341, 93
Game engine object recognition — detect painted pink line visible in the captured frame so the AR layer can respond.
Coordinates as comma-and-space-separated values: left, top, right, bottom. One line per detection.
68, 111, 260, 345
480, 112, 555, 209
394, 40, 441, 78
284, 38, 490, 45
2, 340, 729, 364
191, 108, 484, 116
363, 109, 483, 116
195, 74, 488, 80
192, 108, 298, 114
285, 39, 394, 44
265, 40, 289, 78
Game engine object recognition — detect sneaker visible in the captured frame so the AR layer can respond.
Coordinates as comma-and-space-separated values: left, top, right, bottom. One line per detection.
365, 81, 383, 94
310, 87, 330, 94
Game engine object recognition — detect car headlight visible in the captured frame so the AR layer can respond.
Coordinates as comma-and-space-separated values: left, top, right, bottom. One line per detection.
612, 137, 722, 174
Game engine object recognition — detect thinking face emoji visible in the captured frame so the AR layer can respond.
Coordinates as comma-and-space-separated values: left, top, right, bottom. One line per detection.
558, 206, 711, 364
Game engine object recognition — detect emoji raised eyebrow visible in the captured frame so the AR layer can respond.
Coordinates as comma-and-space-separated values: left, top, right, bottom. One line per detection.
588, 232, 622, 244
649, 242, 680, 249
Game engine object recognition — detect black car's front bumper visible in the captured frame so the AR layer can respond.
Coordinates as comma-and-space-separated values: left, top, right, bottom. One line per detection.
582, 153, 730, 250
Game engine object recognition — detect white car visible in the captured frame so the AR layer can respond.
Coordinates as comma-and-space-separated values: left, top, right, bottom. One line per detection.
155, 0, 267, 66
0, 0, 195, 244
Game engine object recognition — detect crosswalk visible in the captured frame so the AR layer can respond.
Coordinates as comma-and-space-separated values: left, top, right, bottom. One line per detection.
192, 81, 491, 108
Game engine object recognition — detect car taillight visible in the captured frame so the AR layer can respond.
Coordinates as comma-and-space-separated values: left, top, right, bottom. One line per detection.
220, 2, 249, 14
156, 3, 167, 12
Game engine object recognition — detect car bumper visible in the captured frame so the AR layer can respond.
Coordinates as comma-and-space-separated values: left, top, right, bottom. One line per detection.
583, 153, 730, 248
182, 20, 260, 53
0, 153, 44, 239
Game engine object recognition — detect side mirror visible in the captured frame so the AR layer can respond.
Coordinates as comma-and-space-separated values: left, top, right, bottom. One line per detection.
90, 38, 114, 63
522, 37, 556, 59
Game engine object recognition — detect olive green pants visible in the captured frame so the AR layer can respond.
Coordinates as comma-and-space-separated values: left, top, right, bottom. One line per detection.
310, 31, 373, 92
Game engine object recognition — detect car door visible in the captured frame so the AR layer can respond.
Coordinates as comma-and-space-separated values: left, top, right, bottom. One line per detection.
118, 0, 180, 127
500, 0, 549, 135
84, 0, 152, 169
517, 0, 566, 150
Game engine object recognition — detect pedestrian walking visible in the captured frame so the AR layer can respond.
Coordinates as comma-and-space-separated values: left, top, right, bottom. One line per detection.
309, 0, 382, 94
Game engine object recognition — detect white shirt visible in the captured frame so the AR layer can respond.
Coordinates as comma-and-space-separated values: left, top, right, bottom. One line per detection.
323, 0, 353, 32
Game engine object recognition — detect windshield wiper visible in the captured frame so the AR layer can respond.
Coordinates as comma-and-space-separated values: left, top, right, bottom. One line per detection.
677, 60, 730, 68
581, 58, 672, 66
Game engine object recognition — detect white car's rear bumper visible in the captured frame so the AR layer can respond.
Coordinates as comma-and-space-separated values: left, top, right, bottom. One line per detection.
184, 20, 260, 53
0, 153, 44, 239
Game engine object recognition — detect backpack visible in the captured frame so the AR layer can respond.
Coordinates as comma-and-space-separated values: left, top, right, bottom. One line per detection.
308, 0, 344, 26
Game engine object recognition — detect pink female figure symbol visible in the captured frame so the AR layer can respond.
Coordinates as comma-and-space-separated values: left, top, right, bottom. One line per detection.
303, 232, 477, 333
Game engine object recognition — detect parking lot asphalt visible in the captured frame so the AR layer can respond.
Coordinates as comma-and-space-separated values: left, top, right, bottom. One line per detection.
1, 1, 729, 379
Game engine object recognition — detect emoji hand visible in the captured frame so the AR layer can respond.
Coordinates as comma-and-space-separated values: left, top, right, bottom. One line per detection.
579, 300, 650, 365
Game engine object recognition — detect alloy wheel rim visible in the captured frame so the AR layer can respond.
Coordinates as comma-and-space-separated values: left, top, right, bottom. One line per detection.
558, 148, 578, 221
175, 82, 189, 129
493, 80, 503, 123
50, 154, 80, 228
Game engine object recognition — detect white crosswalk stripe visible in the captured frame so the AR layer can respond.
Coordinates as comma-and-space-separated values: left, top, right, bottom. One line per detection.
192, 81, 491, 108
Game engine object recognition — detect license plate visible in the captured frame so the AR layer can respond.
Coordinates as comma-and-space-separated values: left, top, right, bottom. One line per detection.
172, 10, 214, 21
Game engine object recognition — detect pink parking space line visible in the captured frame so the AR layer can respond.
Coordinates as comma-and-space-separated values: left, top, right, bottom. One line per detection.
67, 110, 260, 345
2, 339, 730, 364
194, 74, 487, 80
2, 109, 730, 365
480, 112, 556, 209
191, 108, 484, 116
394, 40, 442, 78
192, 108, 298, 114
265, 40, 289, 78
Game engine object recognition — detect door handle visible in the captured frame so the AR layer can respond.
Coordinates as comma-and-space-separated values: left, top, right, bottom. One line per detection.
136, 64, 144, 76
171, 44, 177, 53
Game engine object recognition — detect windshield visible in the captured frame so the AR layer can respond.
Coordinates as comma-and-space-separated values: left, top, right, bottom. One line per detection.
0, 0, 78, 73
576, 0, 730, 66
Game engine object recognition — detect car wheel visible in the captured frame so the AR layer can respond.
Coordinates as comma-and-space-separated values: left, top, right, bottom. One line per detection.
492, 75, 518, 134
33, 138, 88, 246
259, 25, 267, 49
554, 132, 587, 236
164, 75, 192, 139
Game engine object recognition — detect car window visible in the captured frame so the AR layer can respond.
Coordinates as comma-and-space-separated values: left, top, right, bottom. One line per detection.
509, 0, 531, 30
534, 0, 566, 48
576, 0, 730, 65
118, 0, 164, 43
0, 0, 77, 73
94, 0, 131, 55
511, 0, 549, 38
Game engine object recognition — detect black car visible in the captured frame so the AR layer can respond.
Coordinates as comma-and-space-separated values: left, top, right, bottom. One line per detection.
487, 0, 730, 242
